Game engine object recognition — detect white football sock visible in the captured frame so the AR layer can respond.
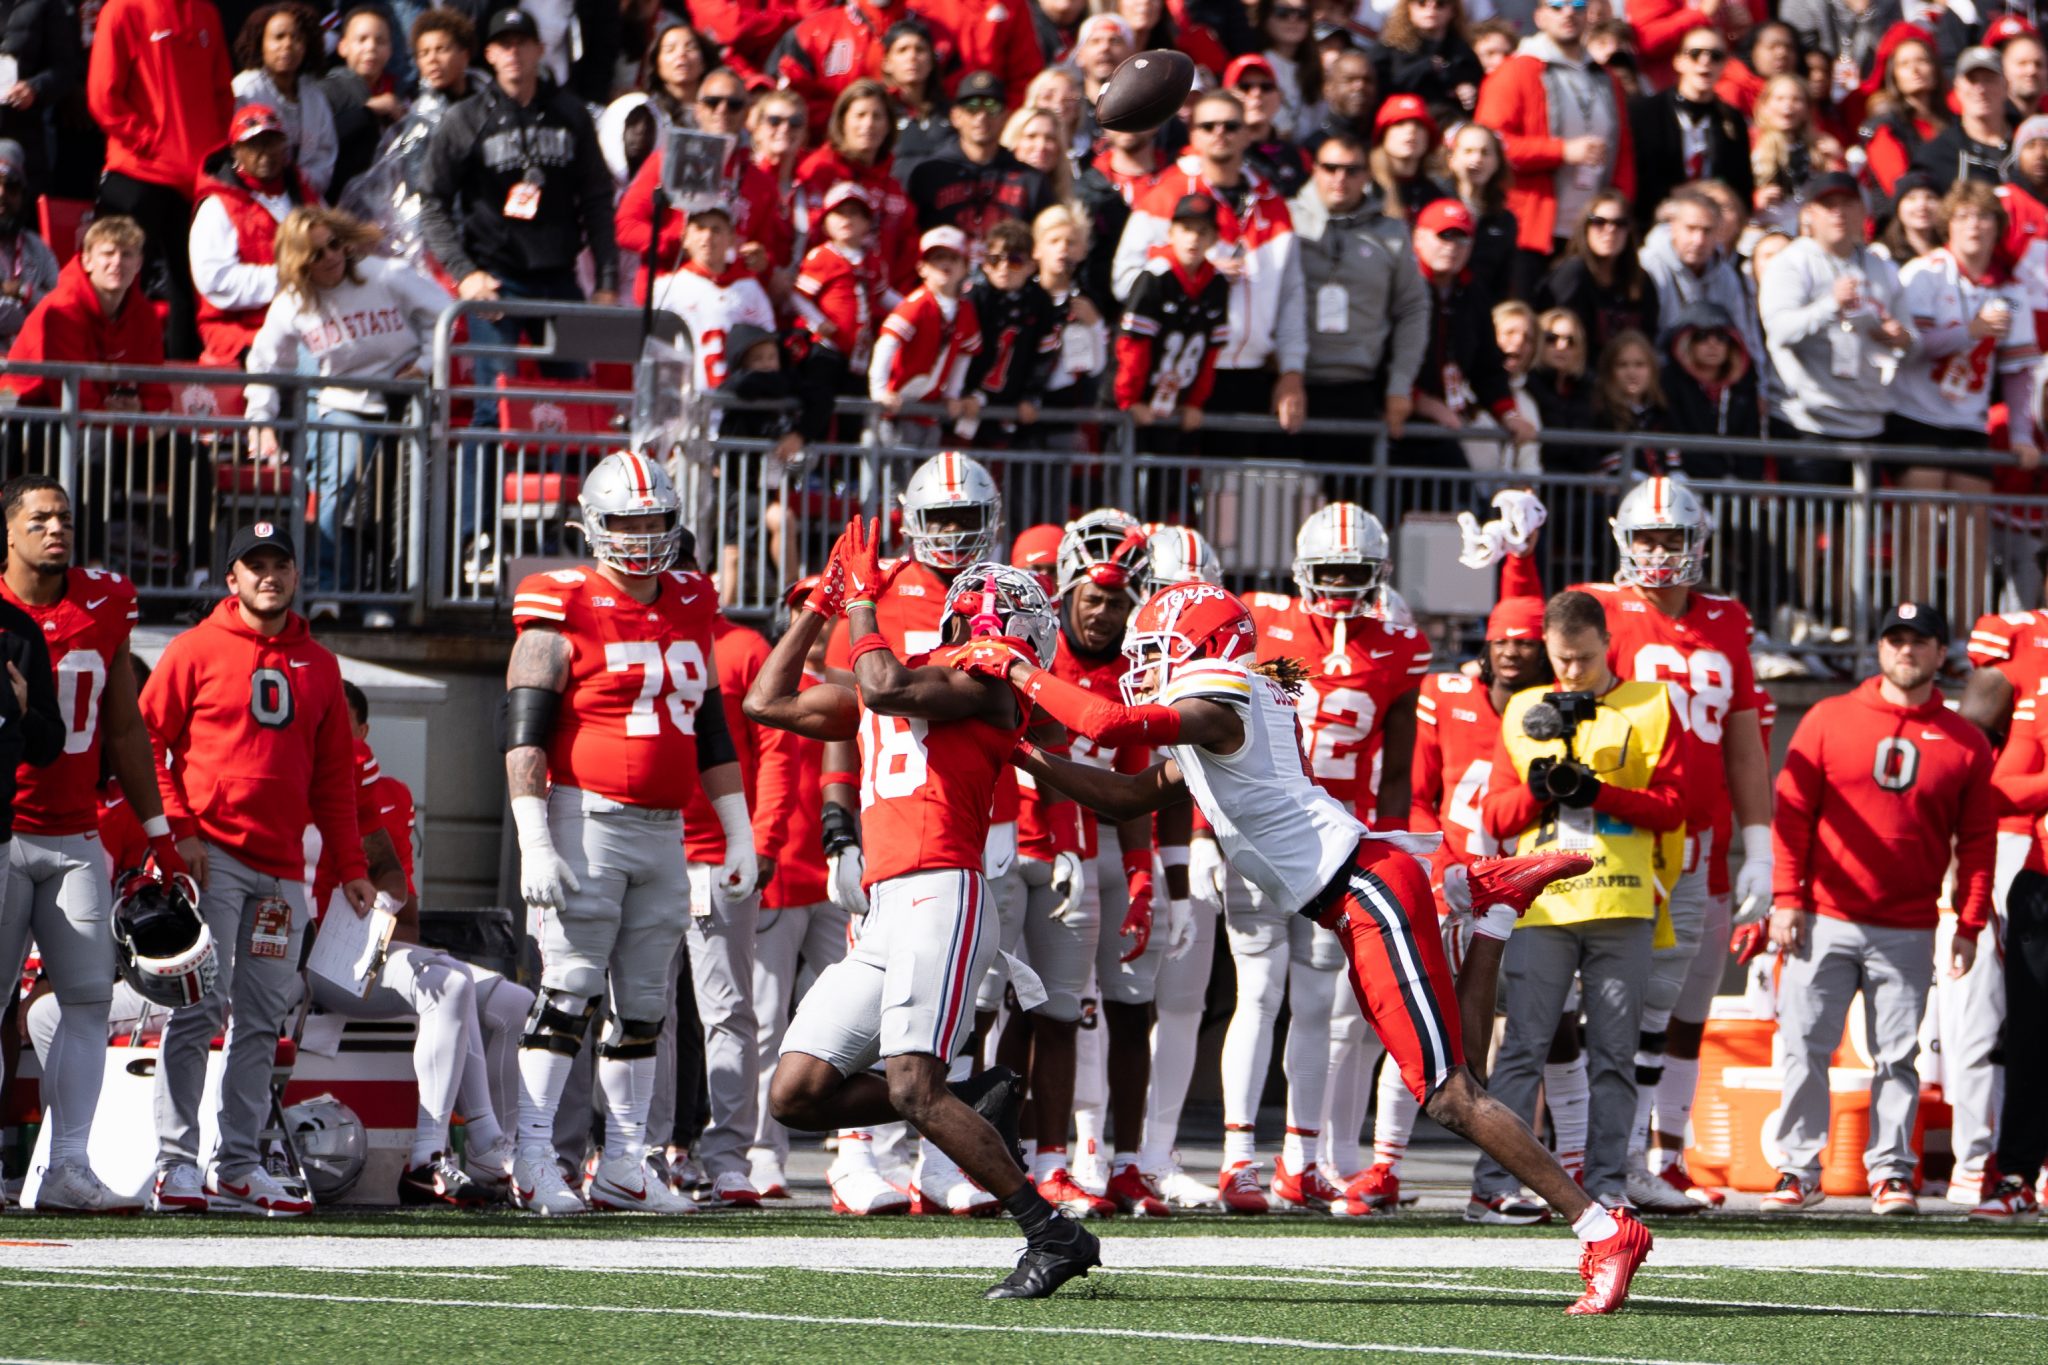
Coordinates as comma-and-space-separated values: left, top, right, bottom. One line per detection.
1142, 989, 1205, 1171
1112, 1149, 1140, 1174
598, 1055, 656, 1161
1223, 1126, 1257, 1167
1033, 1145, 1068, 1183
1372, 1057, 1419, 1173
47, 999, 111, 1166
1321, 994, 1371, 1177
1543, 1056, 1590, 1179
1281, 959, 1336, 1169
1221, 946, 1286, 1155
1653, 1054, 1701, 1153
1572, 1202, 1620, 1244
396, 952, 468, 1166
516, 1046, 575, 1150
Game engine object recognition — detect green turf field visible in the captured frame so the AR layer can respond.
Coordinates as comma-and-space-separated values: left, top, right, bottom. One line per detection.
3, 1212, 2043, 1364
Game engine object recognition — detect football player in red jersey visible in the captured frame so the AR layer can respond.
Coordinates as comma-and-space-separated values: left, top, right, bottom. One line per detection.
1010, 582, 1652, 1315
0, 477, 174, 1212
502, 452, 759, 1216
746, 520, 1103, 1301
1500, 480, 1772, 1212
1217, 503, 1428, 1214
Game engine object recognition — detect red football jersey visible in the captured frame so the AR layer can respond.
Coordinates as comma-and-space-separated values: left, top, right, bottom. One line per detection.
760, 666, 829, 910
1017, 628, 1150, 861
5, 568, 138, 837
315, 739, 415, 910
682, 614, 770, 865
1994, 682, 2048, 873
1966, 610, 2048, 836
874, 286, 980, 402
857, 640, 1030, 887
1248, 593, 1431, 819
794, 241, 891, 367
510, 567, 720, 812
1410, 672, 1503, 891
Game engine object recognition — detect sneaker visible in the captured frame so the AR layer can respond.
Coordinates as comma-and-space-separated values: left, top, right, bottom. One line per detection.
984, 1212, 1102, 1300
513, 1147, 587, 1216
710, 1171, 762, 1207
205, 1163, 312, 1217
151, 1162, 208, 1214
750, 1153, 792, 1199
1106, 1164, 1170, 1218
1070, 1142, 1110, 1197
1465, 852, 1597, 920
644, 1149, 677, 1192
1759, 1172, 1822, 1214
1150, 1159, 1222, 1210
1335, 1163, 1400, 1218
1969, 1175, 2040, 1224
1218, 1160, 1270, 1214
1272, 1157, 1342, 1213
35, 1162, 143, 1215
1624, 1167, 1697, 1215
1038, 1168, 1116, 1219
1945, 1169, 1983, 1207
589, 1154, 696, 1213
672, 1150, 709, 1197
911, 1145, 998, 1216
1567, 1209, 1654, 1316
1465, 1192, 1551, 1225
400, 1154, 488, 1208
1657, 1160, 1725, 1209
1870, 1177, 1919, 1216
828, 1163, 911, 1215
461, 1137, 516, 1202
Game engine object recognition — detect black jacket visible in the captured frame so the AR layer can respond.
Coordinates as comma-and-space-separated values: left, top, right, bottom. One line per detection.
1417, 266, 1509, 416
0, 0, 81, 186
1628, 89, 1754, 234
0, 594, 61, 839
1912, 122, 2011, 191
964, 276, 1063, 406
1372, 34, 1482, 127
1525, 366, 1599, 469
1533, 255, 1661, 357
905, 142, 1054, 241
1073, 163, 1131, 324
417, 76, 619, 291
1658, 300, 1762, 476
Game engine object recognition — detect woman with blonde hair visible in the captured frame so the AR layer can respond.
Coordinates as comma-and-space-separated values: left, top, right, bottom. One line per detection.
1750, 74, 1845, 232
245, 207, 452, 595
1024, 67, 1090, 166
1002, 106, 1079, 213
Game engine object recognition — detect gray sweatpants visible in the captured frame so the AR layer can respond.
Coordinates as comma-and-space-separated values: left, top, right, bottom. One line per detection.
1769, 914, 1935, 1185
1473, 917, 1653, 1205
154, 844, 310, 1176
683, 861, 759, 1182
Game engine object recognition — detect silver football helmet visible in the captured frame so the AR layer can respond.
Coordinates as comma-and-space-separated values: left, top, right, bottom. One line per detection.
942, 561, 1059, 665
573, 451, 686, 576
1056, 507, 1149, 601
901, 451, 1003, 570
1141, 524, 1222, 597
1292, 502, 1390, 618
1611, 476, 1710, 588
283, 1095, 367, 1201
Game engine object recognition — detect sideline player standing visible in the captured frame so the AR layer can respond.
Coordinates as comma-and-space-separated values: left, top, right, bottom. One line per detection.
503, 452, 758, 1215
0, 476, 162, 1212
142, 523, 372, 1216
1011, 581, 1651, 1314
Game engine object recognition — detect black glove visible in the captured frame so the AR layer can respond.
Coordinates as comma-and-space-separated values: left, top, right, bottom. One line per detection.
1551, 760, 1603, 809
1527, 756, 1559, 803
821, 801, 861, 857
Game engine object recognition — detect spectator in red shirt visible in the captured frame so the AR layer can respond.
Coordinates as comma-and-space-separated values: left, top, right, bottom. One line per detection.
4, 215, 165, 413
796, 79, 920, 292
790, 183, 898, 440
1861, 31, 1950, 196
688, 0, 803, 89
189, 104, 318, 368
869, 223, 980, 445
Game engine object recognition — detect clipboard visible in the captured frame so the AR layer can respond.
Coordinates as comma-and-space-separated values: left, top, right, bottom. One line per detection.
305, 894, 400, 997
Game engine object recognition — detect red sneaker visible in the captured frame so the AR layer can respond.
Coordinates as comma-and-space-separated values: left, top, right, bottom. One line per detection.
1335, 1163, 1400, 1218
1218, 1160, 1270, 1214
1106, 1165, 1171, 1218
1038, 1169, 1116, 1219
1658, 1160, 1726, 1209
1567, 1209, 1654, 1316
1466, 853, 1596, 918
1272, 1158, 1342, 1212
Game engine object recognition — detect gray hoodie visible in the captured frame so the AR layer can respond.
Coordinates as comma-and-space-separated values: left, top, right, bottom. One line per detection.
1639, 224, 1765, 385
1758, 235, 1904, 438
1288, 187, 1429, 393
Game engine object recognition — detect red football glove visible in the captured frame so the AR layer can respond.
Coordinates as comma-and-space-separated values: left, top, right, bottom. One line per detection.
1730, 920, 1768, 967
1119, 850, 1155, 963
148, 832, 190, 880
841, 516, 885, 604
803, 541, 848, 618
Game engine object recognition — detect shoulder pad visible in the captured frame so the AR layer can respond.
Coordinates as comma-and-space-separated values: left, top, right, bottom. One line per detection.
1163, 659, 1255, 709
512, 570, 582, 626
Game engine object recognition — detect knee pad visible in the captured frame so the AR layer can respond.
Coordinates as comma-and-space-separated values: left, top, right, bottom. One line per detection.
599, 1015, 663, 1061
521, 990, 597, 1055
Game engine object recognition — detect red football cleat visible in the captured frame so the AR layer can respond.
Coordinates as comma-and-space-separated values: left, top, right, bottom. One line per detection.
1272, 1158, 1342, 1212
1335, 1163, 1401, 1217
1106, 1165, 1171, 1218
1567, 1209, 1653, 1316
1218, 1161, 1270, 1214
1658, 1160, 1726, 1209
1467, 852, 1595, 919
1039, 1169, 1116, 1219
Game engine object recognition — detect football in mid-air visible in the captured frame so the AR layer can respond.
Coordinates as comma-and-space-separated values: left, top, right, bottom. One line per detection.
1093, 49, 1197, 134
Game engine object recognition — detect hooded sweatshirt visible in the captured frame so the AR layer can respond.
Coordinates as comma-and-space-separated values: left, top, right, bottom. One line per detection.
1757, 234, 1902, 440
1658, 300, 1761, 469
1639, 222, 1766, 385
139, 595, 366, 883
2, 258, 167, 410
86, 0, 233, 193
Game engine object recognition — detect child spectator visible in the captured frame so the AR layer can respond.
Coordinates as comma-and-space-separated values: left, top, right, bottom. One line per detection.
190, 105, 318, 368
718, 322, 803, 465
963, 218, 1062, 437
1590, 328, 1675, 475
1527, 305, 1598, 464
318, 7, 405, 203
790, 184, 896, 442
0, 142, 60, 351
1032, 204, 1109, 425
1658, 301, 1763, 474
795, 81, 920, 294
231, 3, 339, 200
869, 224, 981, 446
4, 215, 164, 412
411, 7, 488, 119
1487, 300, 1542, 472
650, 202, 778, 401
1114, 194, 1229, 444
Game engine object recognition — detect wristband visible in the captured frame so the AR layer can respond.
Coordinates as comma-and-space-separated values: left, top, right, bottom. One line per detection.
848, 633, 891, 665
821, 769, 858, 791
1473, 904, 1517, 941
844, 599, 877, 614
1741, 823, 1772, 860
1158, 846, 1189, 871
1122, 847, 1153, 879
143, 815, 172, 839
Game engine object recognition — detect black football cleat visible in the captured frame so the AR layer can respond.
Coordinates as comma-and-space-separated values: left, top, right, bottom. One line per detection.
953, 1065, 1027, 1172
985, 1215, 1102, 1299
399, 1154, 489, 1208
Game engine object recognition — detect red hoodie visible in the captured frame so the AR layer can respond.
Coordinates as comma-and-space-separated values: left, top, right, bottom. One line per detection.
3, 258, 168, 411
87, 0, 234, 194
140, 596, 366, 884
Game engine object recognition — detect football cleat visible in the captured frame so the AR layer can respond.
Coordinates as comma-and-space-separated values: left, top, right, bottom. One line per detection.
35, 1162, 143, 1215
672, 1149, 709, 1196
1624, 1168, 1697, 1215
912, 1145, 999, 1216
1335, 1163, 1401, 1218
1969, 1175, 2040, 1224
151, 1162, 208, 1214
590, 1154, 697, 1213
1758, 1172, 1823, 1214
1567, 1209, 1653, 1315
1272, 1157, 1341, 1213
984, 1213, 1102, 1300
1038, 1169, 1116, 1219
1465, 852, 1596, 920
750, 1153, 792, 1199
1465, 1192, 1551, 1225
1150, 1159, 1223, 1210
205, 1163, 312, 1218
828, 1164, 912, 1215
1218, 1160, 1270, 1214
398, 1154, 488, 1208
952, 1065, 1027, 1173
513, 1147, 588, 1216
1870, 1177, 1919, 1216
1656, 1160, 1725, 1208
462, 1136, 516, 1201
1106, 1164, 1171, 1218
710, 1171, 761, 1207
1071, 1143, 1110, 1197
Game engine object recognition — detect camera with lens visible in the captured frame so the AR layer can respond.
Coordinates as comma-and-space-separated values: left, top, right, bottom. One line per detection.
1522, 690, 1602, 809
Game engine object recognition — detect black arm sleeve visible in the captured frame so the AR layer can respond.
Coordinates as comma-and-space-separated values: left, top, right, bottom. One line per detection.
499, 686, 563, 753
694, 683, 739, 771
13, 610, 61, 768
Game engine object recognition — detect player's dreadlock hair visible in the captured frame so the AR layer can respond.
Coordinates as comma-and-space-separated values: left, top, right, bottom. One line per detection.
1255, 657, 1310, 699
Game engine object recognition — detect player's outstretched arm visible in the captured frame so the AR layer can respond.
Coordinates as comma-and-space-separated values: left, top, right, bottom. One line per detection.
1017, 743, 1186, 822
743, 594, 859, 741
1007, 654, 1243, 751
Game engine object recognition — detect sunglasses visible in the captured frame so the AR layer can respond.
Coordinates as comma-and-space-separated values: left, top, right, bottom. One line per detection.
1584, 214, 1627, 230
312, 239, 346, 259
960, 97, 1004, 113
1682, 46, 1727, 62
1316, 160, 1367, 175
1235, 79, 1277, 92
1545, 331, 1580, 345
698, 93, 746, 110
996, 252, 1032, 267
1196, 119, 1246, 133
1543, 0, 1588, 9
761, 113, 802, 129
1271, 5, 1310, 18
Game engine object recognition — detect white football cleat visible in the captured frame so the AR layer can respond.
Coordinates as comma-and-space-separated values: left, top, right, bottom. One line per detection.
462, 1137, 516, 1200
151, 1162, 208, 1214
750, 1152, 791, 1199
513, 1147, 587, 1216
1071, 1142, 1110, 1197
204, 1163, 312, 1217
910, 1143, 997, 1216
1150, 1158, 1223, 1210
589, 1154, 697, 1213
35, 1162, 143, 1215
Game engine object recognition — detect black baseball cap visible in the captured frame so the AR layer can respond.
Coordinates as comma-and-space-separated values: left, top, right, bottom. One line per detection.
1800, 171, 1861, 204
723, 322, 779, 369
955, 70, 1005, 105
1878, 600, 1949, 644
1171, 193, 1220, 227
485, 7, 540, 44
227, 520, 296, 566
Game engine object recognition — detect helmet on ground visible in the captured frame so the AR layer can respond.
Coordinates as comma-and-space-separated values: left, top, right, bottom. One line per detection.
1121, 580, 1256, 704
942, 561, 1059, 665
574, 451, 686, 576
1611, 476, 1710, 588
111, 868, 216, 1009
1141, 525, 1223, 597
1056, 507, 1149, 601
901, 452, 1003, 570
1292, 503, 1390, 617
283, 1095, 367, 1201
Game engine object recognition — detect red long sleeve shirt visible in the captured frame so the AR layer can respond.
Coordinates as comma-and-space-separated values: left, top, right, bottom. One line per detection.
683, 614, 770, 866
1772, 677, 1995, 936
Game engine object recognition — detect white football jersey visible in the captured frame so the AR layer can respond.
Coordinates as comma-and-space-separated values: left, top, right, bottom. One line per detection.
649, 263, 778, 396
1892, 246, 2038, 432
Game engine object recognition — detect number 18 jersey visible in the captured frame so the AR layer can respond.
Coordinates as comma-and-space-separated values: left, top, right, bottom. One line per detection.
4, 568, 138, 837
511, 566, 718, 812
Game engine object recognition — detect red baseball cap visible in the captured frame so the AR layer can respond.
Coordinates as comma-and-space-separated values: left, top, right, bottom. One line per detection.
1011, 524, 1064, 569
230, 104, 286, 144
1223, 54, 1278, 89
1414, 197, 1476, 237
1486, 596, 1546, 641
1986, 14, 2037, 46
1373, 93, 1439, 145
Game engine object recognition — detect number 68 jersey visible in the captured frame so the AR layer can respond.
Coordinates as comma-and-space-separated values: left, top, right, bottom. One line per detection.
511, 566, 718, 812
2, 567, 138, 837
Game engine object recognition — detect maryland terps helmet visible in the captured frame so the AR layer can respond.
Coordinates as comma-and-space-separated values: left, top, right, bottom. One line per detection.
574, 451, 686, 576
942, 561, 1059, 665
1057, 507, 1149, 601
1611, 476, 1710, 588
1120, 580, 1255, 704
111, 868, 216, 1008
901, 451, 1002, 570
1293, 503, 1390, 618
1141, 525, 1222, 598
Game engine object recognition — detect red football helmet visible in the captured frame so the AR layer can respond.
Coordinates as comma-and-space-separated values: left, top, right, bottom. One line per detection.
1121, 580, 1256, 704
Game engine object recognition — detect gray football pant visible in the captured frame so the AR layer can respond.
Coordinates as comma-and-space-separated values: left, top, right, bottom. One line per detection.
749, 898, 850, 1164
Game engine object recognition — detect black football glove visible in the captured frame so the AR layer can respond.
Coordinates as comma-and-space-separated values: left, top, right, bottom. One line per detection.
1527, 756, 1559, 803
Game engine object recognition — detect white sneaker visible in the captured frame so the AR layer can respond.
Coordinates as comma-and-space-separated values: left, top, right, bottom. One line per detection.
589, 1154, 697, 1213
513, 1147, 587, 1216
1624, 1167, 1697, 1215
910, 1141, 996, 1215
36, 1162, 143, 1214
1151, 1157, 1223, 1210
151, 1162, 208, 1214
205, 1163, 312, 1217
1071, 1142, 1110, 1197
750, 1152, 791, 1199
462, 1137, 516, 1200
1945, 1170, 1985, 1207
710, 1171, 762, 1207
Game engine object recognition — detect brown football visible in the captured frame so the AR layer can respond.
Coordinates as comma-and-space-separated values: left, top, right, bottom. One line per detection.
1094, 49, 1197, 135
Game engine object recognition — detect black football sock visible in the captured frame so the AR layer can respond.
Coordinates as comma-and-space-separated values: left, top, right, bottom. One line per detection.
1003, 1183, 1059, 1241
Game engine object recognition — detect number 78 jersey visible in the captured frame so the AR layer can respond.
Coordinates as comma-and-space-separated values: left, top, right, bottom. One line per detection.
512, 567, 718, 811
4, 568, 139, 837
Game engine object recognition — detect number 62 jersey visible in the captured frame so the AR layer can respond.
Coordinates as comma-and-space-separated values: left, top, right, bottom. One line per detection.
512, 566, 718, 812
